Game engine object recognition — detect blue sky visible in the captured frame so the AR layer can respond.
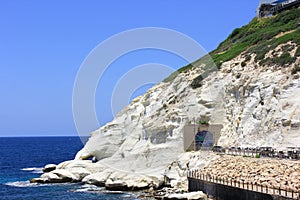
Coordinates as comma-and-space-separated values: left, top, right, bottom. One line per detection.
0, 1, 259, 137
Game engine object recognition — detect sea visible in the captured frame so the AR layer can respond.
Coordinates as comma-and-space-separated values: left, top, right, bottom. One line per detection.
0, 137, 150, 200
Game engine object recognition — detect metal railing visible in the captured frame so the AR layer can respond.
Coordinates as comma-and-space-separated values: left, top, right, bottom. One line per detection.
188, 170, 300, 199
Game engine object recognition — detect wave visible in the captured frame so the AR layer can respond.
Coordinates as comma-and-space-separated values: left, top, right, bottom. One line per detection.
70, 184, 136, 198
5, 181, 40, 188
69, 184, 104, 193
21, 167, 43, 174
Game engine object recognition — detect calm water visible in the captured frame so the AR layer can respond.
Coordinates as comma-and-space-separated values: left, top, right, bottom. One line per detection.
0, 137, 146, 200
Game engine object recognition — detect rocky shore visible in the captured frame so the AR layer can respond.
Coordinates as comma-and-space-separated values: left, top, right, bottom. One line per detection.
198, 155, 300, 192
30, 151, 218, 190
30, 152, 300, 199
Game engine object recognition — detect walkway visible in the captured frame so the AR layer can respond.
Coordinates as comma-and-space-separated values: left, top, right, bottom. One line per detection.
188, 170, 300, 199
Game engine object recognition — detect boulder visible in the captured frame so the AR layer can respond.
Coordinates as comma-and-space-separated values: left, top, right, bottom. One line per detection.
74, 148, 92, 160
82, 171, 112, 186
56, 160, 93, 169
104, 172, 163, 191
30, 172, 65, 183
165, 191, 207, 200
41, 172, 60, 180
187, 191, 208, 200
51, 169, 79, 182
105, 179, 130, 191
42, 164, 57, 173
30, 178, 45, 183
68, 167, 91, 181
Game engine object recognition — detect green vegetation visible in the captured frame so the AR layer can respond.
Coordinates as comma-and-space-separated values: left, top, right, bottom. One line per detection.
163, 8, 300, 85
249, 29, 300, 64
255, 154, 261, 158
259, 52, 296, 66
198, 120, 209, 125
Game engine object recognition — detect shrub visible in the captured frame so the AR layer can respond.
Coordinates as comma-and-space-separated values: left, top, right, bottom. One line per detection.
244, 54, 252, 62
199, 120, 209, 125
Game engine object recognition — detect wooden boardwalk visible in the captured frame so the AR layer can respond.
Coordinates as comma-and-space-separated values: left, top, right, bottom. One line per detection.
188, 170, 300, 199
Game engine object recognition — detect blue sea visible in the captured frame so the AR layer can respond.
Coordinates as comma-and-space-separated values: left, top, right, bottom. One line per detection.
0, 137, 150, 200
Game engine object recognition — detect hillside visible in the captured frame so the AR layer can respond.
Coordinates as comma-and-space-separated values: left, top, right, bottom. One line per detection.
165, 8, 300, 83
33, 8, 300, 192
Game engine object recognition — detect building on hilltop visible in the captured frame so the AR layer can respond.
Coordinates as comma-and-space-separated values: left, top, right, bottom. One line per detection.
257, 0, 300, 18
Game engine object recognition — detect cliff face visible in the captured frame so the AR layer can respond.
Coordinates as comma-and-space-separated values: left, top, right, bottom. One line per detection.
37, 8, 300, 190
79, 7, 300, 163
217, 50, 300, 147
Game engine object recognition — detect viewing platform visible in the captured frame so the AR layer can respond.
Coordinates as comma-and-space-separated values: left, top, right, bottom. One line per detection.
258, 0, 300, 18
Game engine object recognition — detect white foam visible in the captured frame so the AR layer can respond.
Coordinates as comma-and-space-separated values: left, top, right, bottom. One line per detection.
70, 184, 104, 193
21, 167, 43, 174
70, 184, 138, 198
5, 181, 39, 188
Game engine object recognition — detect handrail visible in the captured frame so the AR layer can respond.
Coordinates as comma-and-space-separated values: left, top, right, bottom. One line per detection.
188, 170, 300, 199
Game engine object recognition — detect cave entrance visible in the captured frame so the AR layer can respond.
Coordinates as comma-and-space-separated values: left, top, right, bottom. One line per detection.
183, 123, 223, 151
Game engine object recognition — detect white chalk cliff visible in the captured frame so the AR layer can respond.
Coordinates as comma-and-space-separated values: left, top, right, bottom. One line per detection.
34, 9, 300, 191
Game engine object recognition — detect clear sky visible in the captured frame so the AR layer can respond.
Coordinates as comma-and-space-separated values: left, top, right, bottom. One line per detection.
0, 1, 259, 137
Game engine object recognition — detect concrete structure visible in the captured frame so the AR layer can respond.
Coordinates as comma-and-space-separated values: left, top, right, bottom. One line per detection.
257, 0, 300, 18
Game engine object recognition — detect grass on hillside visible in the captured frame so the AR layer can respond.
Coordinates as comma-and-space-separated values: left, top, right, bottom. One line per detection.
163, 8, 300, 84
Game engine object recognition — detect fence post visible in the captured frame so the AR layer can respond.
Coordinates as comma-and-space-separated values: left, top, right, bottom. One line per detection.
285, 188, 287, 197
